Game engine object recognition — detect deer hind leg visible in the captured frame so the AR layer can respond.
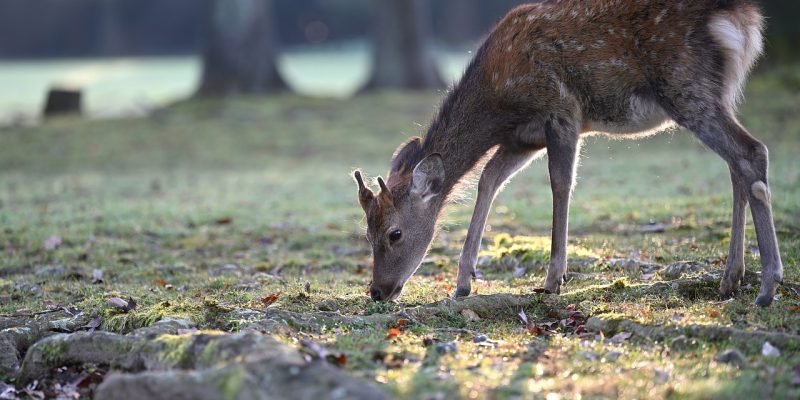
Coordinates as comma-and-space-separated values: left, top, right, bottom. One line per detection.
720, 165, 748, 295
543, 116, 581, 294
455, 146, 541, 298
679, 112, 782, 306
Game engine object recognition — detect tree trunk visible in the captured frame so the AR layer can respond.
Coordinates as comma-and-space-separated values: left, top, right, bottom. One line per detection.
43, 88, 83, 118
196, 0, 286, 96
98, 0, 124, 56
441, 0, 480, 45
362, 0, 444, 91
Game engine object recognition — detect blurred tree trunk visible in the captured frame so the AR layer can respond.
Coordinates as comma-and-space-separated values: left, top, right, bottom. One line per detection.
98, 0, 124, 56
196, 0, 286, 96
362, 0, 444, 91
441, 0, 480, 45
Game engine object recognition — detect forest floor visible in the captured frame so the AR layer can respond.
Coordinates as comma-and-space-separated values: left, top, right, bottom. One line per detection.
1, 71, 800, 399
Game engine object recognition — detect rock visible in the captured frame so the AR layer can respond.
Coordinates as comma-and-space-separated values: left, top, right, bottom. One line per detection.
668, 335, 692, 351
661, 261, 706, 280
715, 349, 746, 367
49, 312, 89, 332
605, 351, 623, 362
34, 265, 66, 276
0, 333, 22, 376
762, 341, 781, 358
18, 327, 391, 400
460, 309, 481, 322
131, 318, 195, 339
95, 333, 390, 400
19, 332, 136, 382
435, 342, 457, 355
317, 300, 340, 312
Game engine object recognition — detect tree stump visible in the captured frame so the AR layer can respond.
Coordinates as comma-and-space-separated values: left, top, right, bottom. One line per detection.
43, 87, 82, 117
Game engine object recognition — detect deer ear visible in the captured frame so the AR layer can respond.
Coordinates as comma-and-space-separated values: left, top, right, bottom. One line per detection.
411, 154, 445, 203
354, 170, 374, 211
391, 137, 422, 173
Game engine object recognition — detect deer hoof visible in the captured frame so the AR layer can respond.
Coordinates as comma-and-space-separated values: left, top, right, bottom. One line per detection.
454, 286, 471, 298
719, 276, 741, 296
754, 293, 775, 307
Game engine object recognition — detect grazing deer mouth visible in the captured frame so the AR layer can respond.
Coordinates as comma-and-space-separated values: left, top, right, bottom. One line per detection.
369, 282, 405, 302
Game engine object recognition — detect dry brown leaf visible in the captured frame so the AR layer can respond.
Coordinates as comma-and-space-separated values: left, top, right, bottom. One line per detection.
386, 328, 401, 339
260, 293, 280, 305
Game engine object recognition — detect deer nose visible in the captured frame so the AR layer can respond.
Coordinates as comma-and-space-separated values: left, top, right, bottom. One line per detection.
370, 288, 383, 301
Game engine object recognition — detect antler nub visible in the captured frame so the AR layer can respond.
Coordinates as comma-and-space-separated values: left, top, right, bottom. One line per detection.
354, 170, 374, 210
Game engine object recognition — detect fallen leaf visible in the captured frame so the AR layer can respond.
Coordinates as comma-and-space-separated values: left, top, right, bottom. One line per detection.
610, 331, 632, 343
299, 339, 327, 360
518, 309, 529, 325
260, 293, 280, 305
107, 297, 136, 312
386, 328, 401, 339
787, 305, 800, 313
441, 284, 453, 292
215, 217, 232, 225
91, 269, 104, 284
83, 314, 102, 333
154, 278, 166, 287
434, 274, 445, 282
327, 353, 348, 366
44, 235, 62, 251
52, 382, 80, 400
762, 341, 781, 358
0, 382, 16, 400
707, 308, 720, 318
21, 381, 43, 400
461, 309, 481, 322
396, 319, 409, 328
527, 323, 544, 336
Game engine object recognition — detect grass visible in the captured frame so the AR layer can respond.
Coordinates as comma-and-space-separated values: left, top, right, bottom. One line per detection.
1, 66, 799, 399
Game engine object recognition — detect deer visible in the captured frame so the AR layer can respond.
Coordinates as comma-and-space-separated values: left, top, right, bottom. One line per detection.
354, 0, 784, 307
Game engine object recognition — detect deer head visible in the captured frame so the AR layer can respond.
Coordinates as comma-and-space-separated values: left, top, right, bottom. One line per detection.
354, 140, 445, 301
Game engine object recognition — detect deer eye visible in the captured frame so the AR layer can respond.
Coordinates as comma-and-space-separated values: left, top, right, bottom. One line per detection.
388, 229, 402, 243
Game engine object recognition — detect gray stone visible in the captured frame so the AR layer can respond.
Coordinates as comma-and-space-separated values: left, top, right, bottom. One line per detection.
715, 349, 746, 367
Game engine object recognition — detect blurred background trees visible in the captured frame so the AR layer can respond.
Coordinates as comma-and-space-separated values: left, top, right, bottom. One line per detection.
197, 0, 285, 96
0, 0, 795, 112
362, 0, 443, 90
0, 0, 794, 62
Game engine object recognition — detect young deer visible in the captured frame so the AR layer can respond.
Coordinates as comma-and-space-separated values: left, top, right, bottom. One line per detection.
354, 0, 783, 306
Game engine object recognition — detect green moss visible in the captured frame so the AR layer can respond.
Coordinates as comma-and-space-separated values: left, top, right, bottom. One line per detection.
152, 334, 195, 368
214, 365, 248, 400
40, 340, 69, 363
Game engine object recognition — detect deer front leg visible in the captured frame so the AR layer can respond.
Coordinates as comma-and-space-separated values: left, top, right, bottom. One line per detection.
455, 147, 539, 298
543, 120, 580, 294
720, 166, 748, 295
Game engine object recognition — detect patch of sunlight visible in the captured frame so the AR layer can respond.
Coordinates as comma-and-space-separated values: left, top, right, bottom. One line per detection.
480, 233, 601, 263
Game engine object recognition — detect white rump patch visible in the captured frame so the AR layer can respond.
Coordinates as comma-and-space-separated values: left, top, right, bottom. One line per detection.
708, 10, 764, 111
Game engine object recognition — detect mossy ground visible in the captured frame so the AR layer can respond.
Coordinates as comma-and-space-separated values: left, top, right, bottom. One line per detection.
1, 71, 799, 399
